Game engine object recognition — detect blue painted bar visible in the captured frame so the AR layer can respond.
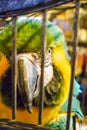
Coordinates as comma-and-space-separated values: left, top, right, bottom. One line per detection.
0, 0, 72, 18
0, 0, 71, 14
0, 0, 51, 13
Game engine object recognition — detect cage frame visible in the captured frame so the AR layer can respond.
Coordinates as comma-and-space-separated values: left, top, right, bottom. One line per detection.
0, 0, 80, 130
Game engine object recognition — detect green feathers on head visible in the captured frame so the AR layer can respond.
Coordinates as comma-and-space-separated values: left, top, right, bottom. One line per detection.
0, 17, 68, 58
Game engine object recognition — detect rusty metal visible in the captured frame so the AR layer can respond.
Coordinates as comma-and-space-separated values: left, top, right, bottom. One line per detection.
66, 0, 80, 130
38, 9, 47, 125
12, 16, 17, 120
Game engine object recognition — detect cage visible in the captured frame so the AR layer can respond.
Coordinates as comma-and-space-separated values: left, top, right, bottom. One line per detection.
0, 0, 86, 130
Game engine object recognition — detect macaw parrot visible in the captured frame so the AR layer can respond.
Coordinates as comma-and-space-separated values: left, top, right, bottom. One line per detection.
0, 17, 83, 129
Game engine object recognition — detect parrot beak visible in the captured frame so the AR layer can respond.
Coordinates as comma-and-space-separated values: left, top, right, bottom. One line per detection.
17, 49, 53, 113
17, 53, 40, 113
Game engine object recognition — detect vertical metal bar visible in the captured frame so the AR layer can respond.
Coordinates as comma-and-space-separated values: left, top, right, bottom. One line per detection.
66, 0, 80, 130
73, 116, 76, 130
38, 10, 47, 125
12, 16, 17, 120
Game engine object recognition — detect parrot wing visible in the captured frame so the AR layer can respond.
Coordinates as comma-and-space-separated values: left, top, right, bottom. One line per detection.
46, 96, 83, 130
73, 79, 82, 96
60, 96, 84, 119
47, 79, 84, 129
59, 79, 84, 119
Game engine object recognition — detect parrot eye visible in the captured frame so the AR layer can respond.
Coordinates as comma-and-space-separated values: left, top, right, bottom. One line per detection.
47, 48, 51, 54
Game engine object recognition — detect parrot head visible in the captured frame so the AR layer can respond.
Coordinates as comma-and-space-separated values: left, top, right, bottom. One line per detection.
0, 17, 72, 125
17, 48, 53, 113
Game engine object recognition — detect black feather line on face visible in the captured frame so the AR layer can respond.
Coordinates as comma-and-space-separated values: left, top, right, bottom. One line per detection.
1, 64, 63, 109
33, 65, 64, 107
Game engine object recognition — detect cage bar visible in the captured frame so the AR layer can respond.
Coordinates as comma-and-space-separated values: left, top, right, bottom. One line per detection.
0, 0, 72, 18
12, 16, 17, 120
66, 0, 80, 130
38, 9, 47, 125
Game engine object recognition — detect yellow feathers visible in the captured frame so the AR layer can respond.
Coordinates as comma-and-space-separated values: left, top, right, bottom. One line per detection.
37, 45, 71, 125
52, 45, 71, 106
0, 45, 71, 126
0, 53, 10, 79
